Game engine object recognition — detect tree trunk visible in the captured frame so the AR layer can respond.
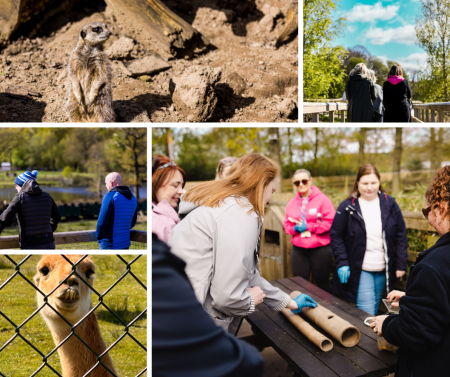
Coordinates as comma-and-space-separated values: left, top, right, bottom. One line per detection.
287, 128, 293, 177
313, 128, 319, 177
268, 128, 283, 193
436, 127, 444, 170
430, 128, 436, 170
104, 0, 210, 59
391, 128, 402, 196
358, 128, 367, 166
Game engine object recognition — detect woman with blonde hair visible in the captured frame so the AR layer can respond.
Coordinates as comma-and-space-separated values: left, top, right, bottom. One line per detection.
368, 69, 384, 122
169, 153, 317, 333
345, 62, 377, 122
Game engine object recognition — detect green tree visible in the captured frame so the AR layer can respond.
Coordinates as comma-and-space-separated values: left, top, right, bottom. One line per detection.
416, 0, 450, 101
303, 0, 347, 98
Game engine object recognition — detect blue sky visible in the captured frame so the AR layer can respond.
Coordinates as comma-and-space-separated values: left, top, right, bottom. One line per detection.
333, 0, 427, 71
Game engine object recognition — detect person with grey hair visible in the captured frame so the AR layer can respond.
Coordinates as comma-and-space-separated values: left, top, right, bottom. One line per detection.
368, 69, 384, 122
283, 169, 336, 293
345, 62, 377, 122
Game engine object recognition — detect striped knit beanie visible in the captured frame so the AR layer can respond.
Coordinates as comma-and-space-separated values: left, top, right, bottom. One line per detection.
14, 170, 38, 187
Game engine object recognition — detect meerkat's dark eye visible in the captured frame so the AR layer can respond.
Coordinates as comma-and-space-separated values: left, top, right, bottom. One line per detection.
93, 27, 103, 33
40, 266, 50, 276
85, 269, 95, 278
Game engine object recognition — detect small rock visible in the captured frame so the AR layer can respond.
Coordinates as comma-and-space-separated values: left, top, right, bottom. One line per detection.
217, 9, 234, 23
22, 63, 31, 70
7, 45, 21, 55
258, 65, 265, 71
259, 106, 266, 110
123, 55, 171, 76
106, 37, 135, 60
115, 61, 133, 76
223, 71, 247, 95
248, 82, 253, 87
277, 98, 297, 118
261, 4, 282, 18
259, 14, 275, 32
259, 61, 264, 64
169, 105, 175, 112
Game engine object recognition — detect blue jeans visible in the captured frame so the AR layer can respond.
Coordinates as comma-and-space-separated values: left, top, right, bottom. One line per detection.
356, 270, 386, 316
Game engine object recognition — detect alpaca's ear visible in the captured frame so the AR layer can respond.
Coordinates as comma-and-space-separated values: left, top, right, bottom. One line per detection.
34, 273, 40, 286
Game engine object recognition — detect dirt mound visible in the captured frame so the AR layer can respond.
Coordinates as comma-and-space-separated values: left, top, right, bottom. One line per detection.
0, 0, 297, 122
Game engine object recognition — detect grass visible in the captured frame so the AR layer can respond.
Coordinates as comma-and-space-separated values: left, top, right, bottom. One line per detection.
0, 255, 147, 377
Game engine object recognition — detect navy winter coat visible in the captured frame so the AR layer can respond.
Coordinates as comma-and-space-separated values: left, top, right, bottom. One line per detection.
152, 233, 264, 377
383, 231, 450, 377
330, 192, 408, 303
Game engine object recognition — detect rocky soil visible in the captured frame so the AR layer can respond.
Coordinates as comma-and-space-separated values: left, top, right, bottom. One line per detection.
0, 0, 298, 123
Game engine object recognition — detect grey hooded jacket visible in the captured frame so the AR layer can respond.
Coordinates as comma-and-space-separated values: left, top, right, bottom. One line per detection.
168, 196, 291, 329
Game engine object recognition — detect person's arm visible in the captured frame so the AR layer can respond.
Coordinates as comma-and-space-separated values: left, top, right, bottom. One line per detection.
283, 202, 298, 235
393, 202, 408, 272
306, 196, 336, 235
96, 193, 114, 240
345, 79, 350, 102
152, 235, 264, 377
406, 80, 412, 100
382, 264, 450, 354
0, 195, 20, 233
329, 201, 350, 269
50, 198, 61, 232
370, 81, 377, 101
131, 206, 137, 228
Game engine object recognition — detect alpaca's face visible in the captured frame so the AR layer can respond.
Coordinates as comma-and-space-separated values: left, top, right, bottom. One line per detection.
35, 255, 95, 324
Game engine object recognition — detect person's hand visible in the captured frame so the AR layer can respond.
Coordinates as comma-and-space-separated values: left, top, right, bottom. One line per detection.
337, 266, 350, 284
288, 216, 302, 225
396, 270, 405, 279
248, 286, 265, 306
387, 290, 405, 307
370, 315, 388, 336
294, 222, 307, 233
291, 294, 317, 314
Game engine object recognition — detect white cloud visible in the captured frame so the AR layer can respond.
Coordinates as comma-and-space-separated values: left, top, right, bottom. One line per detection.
346, 2, 399, 23
376, 55, 388, 65
346, 25, 356, 33
365, 24, 417, 45
397, 52, 428, 70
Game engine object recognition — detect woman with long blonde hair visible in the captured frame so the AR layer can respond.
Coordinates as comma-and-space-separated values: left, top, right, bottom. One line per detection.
169, 153, 317, 333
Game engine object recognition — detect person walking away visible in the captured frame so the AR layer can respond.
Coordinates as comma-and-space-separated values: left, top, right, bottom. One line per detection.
368, 70, 384, 122
152, 155, 186, 242
345, 63, 377, 122
0, 170, 61, 249
370, 166, 450, 376
330, 164, 408, 315
215, 157, 238, 180
383, 64, 412, 123
283, 169, 336, 294
96, 172, 138, 249
169, 154, 317, 334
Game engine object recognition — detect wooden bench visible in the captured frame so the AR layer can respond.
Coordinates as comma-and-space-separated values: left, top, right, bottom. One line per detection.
244, 276, 397, 376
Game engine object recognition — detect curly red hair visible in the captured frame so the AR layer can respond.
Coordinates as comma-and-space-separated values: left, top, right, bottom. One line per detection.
425, 166, 450, 219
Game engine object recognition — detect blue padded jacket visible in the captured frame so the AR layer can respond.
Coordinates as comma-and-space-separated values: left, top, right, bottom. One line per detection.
96, 186, 138, 249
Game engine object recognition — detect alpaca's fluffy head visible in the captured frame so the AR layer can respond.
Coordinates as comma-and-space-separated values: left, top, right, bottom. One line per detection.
35, 255, 95, 325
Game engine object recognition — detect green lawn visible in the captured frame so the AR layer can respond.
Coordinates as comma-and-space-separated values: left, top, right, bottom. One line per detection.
0, 255, 147, 377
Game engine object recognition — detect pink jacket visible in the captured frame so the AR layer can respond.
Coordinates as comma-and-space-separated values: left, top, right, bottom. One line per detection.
152, 200, 180, 243
283, 186, 335, 248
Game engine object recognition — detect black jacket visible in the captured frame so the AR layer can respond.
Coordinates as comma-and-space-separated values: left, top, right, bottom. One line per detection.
345, 73, 377, 122
0, 180, 61, 248
383, 79, 412, 123
330, 192, 408, 303
152, 233, 264, 377
383, 232, 450, 377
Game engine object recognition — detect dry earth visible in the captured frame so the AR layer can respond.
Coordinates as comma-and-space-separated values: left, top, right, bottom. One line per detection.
0, 0, 298, 123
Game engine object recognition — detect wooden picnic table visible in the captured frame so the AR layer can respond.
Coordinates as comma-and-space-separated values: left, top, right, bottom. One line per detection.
244, 276, 398, 377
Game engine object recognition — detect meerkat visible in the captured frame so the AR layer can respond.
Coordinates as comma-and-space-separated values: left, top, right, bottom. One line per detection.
65, 22, 115, 122
276, 0, 298, 48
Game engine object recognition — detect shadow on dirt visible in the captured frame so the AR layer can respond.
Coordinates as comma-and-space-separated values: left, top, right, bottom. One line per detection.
134, 93, 173, 119
0, 93, 47, 122
210, 83, 255, 121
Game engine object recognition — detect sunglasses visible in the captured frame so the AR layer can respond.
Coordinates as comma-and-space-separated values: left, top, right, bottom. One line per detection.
220, 158, 238, 165
422, 205, 432, 219
294, 179, 310, 187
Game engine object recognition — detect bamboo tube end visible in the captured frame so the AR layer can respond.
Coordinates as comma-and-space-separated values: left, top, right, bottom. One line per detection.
321, 339, 333, 352
340, 327, 361, 347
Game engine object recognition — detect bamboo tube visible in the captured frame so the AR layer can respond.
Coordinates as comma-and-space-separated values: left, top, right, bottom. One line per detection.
281, 309, 333, 352
290, 291, 361, 347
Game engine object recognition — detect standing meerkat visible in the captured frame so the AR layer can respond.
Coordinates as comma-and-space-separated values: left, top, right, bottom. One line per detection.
276, 0, 298, 48
66, 22, 115, 122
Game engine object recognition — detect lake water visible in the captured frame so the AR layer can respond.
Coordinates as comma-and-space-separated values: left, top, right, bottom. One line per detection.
0, 184, 147, 203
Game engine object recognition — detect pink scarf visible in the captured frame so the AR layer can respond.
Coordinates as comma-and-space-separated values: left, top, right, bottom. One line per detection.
387, 75, 404, 85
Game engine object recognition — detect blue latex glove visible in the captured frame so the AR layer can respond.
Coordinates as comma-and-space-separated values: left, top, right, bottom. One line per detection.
294, 220, 307, 233
337, 266, 350, 284
291, 294, 317, 314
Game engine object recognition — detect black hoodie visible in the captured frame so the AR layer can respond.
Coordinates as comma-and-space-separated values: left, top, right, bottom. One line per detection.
0, 180, 61, 248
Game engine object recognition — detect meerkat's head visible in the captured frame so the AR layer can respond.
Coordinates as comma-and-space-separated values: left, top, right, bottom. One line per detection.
80, 22, 112, 46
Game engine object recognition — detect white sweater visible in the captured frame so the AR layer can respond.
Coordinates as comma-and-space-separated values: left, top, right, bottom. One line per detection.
359, 196, 385, 271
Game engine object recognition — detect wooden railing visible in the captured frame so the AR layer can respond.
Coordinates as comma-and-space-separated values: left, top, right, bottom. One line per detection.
303, 102, 348, 123
413, 102, 450, 122
0, 230, 147, 249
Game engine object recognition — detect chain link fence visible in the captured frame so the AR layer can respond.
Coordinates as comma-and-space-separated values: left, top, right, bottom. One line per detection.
0, 254, 147, 376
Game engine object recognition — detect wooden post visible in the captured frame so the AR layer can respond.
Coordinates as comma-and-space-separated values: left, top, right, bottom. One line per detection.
312, 113, 320, 122
414, 108, 419, 119
431, 110, 436, 122
426, 109, 429, 122
340, 110, 345, 122
329, 111, 334, 123
439, 110, 444, 122
421, 109, 424, 121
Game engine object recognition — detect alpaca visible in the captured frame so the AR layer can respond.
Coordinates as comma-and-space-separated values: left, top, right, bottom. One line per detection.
34, 255, 117, 377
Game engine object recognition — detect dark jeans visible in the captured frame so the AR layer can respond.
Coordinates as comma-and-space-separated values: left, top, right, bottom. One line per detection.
22, 241, 56, 250
291, 244, 333, 294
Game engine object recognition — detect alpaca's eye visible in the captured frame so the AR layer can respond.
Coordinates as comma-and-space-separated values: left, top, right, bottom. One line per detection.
40, 266, 50, 276
86, 269, 95, 278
